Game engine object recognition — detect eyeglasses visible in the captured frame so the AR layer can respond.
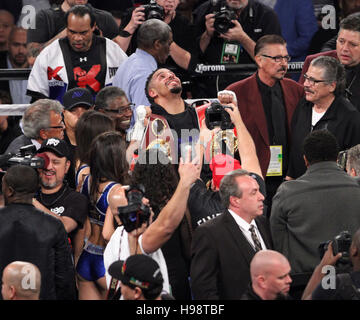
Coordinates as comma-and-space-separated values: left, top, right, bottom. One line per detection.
303, 74, 334, 86
261, 54, 291, 63
46, 121, 65, 130
104, 103, 134, 114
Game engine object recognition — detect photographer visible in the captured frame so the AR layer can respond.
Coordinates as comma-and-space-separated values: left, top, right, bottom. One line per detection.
188, 90, 266, 229
302, 228, 360, 300
117, 0, 196, 72
103, 147, 200, 299
193, 0, 281, 96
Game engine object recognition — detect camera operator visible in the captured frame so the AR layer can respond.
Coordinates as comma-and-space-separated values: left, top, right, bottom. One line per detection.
193, 0, 281, 96
302, 228, 360, 300
103, 147, 200, 298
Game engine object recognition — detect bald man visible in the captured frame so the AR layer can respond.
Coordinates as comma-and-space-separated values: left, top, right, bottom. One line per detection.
242, 250, 292, 300
1, 261, 41, 300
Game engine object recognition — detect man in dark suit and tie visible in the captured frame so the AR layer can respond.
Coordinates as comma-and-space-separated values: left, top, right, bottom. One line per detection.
190, 169, 273, 300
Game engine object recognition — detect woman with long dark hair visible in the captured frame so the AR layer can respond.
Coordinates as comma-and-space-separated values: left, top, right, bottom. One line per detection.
74, 110, 115, 191
76, 131, 130, 299
129, 149, 192, 300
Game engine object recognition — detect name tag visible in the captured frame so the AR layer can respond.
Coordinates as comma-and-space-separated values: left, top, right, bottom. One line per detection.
221, 42, 241, 64
266, 145, 282, 176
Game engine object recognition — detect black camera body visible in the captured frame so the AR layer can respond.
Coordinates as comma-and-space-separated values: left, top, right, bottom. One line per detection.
319, 231, 352, 268
213, 5, 236, 34
143, 0, 165, 21
117, 185, 151, 233
333, 231, 352, 261
205, 101, 234, 130
7, 145, 46, 169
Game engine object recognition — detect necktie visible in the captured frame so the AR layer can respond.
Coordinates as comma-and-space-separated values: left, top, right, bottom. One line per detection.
249, 225, 262, 252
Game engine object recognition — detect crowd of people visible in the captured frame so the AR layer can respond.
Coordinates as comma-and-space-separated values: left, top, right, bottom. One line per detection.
0, 0, 360, 301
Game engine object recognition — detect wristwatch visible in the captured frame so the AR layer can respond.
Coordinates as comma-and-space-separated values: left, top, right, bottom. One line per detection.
119, 30, 132, 37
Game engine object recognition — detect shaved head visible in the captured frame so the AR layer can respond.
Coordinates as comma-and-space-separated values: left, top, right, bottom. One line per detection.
251, 250, 289, 278
1, 261, 41, 300
250, 250, 292, 300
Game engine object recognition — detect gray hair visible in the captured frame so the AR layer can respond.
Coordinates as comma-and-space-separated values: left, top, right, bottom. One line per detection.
137, 19, 172, 50
310, 56, 346, 96
21, 99, 63, 139
219, 169, 250, 208
94, 86, 127, 110
347, 144, 360, 176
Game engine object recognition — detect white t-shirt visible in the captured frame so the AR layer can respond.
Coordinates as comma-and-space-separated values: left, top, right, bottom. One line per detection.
312, 108, 326, 127
103, 226, 171, 296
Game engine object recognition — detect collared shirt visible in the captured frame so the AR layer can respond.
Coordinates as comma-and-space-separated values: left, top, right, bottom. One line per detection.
113, 48, 158, 129
228, 209, 267, 251
31, 139, 41, 150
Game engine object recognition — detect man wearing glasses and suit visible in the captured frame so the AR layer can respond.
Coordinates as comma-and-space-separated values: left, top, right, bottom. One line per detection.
225, 35, 303, 215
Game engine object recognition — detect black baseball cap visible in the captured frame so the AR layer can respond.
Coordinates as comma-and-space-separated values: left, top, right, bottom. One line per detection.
108, 255, 163, 290
37, 138, 71, 160
63, 87, 93, 111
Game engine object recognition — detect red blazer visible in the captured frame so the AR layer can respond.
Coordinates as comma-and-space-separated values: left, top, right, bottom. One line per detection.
226, 73, 304, 177
299, 50, 338, 84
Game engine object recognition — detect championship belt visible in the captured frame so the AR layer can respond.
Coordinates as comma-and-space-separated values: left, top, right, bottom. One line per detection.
140, 103, 239, 163
140, 114, 176, 162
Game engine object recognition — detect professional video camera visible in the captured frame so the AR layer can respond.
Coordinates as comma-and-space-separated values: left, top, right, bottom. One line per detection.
117, 185, 151, 233
0, 145, 48, 169
213, 5, 236, 34
143, 0, 165, 21
205, 101, 234, 130
319, 231, 353, 272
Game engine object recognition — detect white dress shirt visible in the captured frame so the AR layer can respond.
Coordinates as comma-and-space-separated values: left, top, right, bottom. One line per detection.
228, 209, 267, 251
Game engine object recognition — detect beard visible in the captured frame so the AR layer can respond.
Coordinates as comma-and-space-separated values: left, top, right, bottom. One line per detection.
170, 86, 182, 94
41, 180, 61, 190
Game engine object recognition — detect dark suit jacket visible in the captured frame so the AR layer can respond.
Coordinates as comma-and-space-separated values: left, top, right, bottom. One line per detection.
226, 73, 304, 177
190, 211, 273, 300
298, 50, 338, 84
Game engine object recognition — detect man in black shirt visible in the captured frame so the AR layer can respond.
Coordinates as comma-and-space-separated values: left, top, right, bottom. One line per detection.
27, 0, 122, 54
33, 138, 88, 265
241, 250, 292, 300
193, 0, 282, 96
0, 165, 76, 300
145, 68, 200, 163
188, 90, 266, 229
